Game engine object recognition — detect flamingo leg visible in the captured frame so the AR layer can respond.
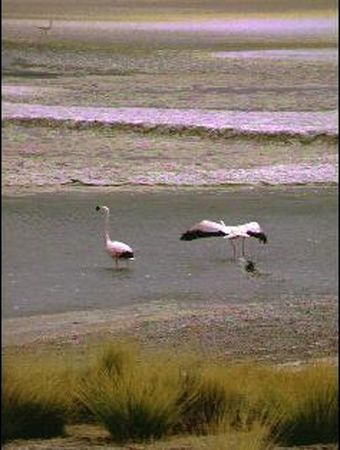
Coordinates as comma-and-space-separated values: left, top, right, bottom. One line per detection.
115, 258, 119, 269
241, 238, 246, 257
230, 240, 236, 260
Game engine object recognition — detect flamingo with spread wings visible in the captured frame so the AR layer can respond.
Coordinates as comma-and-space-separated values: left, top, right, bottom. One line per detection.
180, 219, 267, 259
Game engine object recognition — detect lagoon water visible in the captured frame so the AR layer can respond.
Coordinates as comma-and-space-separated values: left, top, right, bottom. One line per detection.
2, 188, 337, 319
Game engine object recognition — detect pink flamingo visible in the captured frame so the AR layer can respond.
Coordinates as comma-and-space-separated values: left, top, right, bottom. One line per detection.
180, 219, 267, 259
96, 205, 134, 268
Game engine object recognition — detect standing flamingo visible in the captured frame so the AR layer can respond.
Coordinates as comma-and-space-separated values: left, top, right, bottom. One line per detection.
180, 219, 267, 259
96, 205, 134, 268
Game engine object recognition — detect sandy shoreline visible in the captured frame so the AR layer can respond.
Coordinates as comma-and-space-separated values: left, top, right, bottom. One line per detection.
3, 294, 338, 365
2, 163, 338, 196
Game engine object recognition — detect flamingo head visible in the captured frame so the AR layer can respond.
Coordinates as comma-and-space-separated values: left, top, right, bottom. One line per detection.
96, 205, 109, 213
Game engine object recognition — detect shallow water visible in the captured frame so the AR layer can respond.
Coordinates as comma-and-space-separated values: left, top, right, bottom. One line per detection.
2, 188, 338, 319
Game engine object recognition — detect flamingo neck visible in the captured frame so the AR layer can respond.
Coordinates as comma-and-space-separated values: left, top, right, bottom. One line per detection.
104, 209, 111, 244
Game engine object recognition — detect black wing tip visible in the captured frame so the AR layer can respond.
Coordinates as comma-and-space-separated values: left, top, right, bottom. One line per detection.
261, 233, 268, 244
180, 232, 194, 241
180, 230, 226, 241
120, 251, 134, 259
247, 231, 268, 244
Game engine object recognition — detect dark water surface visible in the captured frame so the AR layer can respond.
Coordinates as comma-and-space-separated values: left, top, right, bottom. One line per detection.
2, 188, 338, 318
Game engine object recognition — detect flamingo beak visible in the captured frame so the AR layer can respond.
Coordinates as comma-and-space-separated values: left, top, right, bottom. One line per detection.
95, 205, 101, 211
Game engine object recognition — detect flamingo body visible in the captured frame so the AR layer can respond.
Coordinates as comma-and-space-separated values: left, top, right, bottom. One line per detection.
105, 240, 134, 260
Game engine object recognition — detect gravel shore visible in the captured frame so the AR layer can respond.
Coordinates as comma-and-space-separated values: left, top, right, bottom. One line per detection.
3, 295, 338, 365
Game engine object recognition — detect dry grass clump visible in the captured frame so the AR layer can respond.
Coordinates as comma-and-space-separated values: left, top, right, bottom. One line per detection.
177, 364, 248, 434
2, 343, 338, 447
77, 345, 182, 443
1, 358, 69, 443
271, 365, 338, 445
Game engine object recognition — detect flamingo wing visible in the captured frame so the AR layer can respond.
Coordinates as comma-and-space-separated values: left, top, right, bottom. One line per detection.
106, 240, 134, 259
180, 220, 227, 241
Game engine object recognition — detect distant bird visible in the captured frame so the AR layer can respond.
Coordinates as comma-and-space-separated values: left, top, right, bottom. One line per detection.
180, 219, 267, 259
35, 18, 53, 34
96, 205, 134, 268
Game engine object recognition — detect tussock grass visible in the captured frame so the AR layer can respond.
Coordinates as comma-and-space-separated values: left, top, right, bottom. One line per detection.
272, 365, 338, 445
92, 341, 137, 377
2, 344, 338, 447
177, 364, 247, 434
1, 358, 69, 443
77, 345, 183, 442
